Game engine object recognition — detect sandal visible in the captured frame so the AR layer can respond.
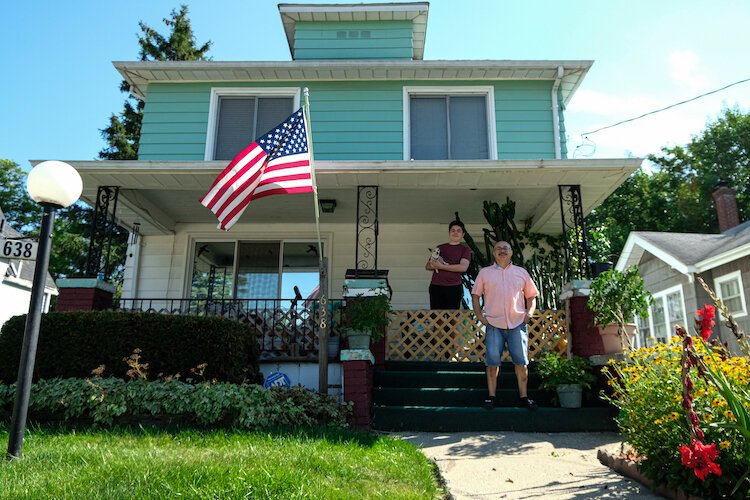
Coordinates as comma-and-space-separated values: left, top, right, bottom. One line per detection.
482, 397, 495, 410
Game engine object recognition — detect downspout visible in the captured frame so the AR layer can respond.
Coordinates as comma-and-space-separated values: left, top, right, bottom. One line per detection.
551, 65, 564, 160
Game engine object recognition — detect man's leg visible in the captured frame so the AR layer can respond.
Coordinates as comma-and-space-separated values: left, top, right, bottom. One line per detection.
486, 365, 500, 397
507, 323, 537, 410
483, 326, 502, 409
514, 364, 528, 397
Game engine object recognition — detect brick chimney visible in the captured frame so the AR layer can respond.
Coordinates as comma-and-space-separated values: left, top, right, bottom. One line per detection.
712, 181, 740, 232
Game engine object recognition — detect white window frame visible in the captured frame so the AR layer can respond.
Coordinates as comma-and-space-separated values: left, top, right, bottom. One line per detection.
185, 235, 329, 300
204, 87, 301, 161
714, 270, 748, 318
646, 284, 688, 344
402, 86, 497, 161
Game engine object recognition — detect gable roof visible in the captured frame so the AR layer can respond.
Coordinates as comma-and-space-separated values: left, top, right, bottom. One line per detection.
0, 205, 58, 293
278, 2, 430, 60
616, 221, 750, 275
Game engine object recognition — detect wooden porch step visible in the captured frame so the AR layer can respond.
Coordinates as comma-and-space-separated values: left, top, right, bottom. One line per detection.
373, 387, 553, 407
374, 369, 540, 389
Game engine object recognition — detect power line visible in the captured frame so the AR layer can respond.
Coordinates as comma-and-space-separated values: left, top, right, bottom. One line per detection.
581, 76, 750, 136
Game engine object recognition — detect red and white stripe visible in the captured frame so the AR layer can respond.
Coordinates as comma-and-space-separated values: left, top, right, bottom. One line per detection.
200, 144, 312, 230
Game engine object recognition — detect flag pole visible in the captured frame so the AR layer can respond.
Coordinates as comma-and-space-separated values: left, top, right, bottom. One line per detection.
303, 88, 329, 395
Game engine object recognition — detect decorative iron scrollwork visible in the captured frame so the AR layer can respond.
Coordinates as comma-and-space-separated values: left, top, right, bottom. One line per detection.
355, 186, 378, 272
558, 184, 591, 280
85, 186, 120, 280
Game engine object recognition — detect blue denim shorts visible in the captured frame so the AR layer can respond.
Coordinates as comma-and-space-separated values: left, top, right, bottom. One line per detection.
485, 323, 529, 366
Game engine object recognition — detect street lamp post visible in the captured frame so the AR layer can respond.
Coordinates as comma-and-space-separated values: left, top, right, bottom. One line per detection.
6, 161, 82, 460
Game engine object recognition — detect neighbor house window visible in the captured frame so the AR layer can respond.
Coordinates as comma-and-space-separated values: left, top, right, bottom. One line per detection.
647, 284, 687, 344
205, 88, 300, 161
403, 86, 496, 160
714, 270, 747, 317
189, 240, 322, 301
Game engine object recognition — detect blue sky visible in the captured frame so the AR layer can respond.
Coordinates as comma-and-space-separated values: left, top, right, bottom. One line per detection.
2, 0, 749, 169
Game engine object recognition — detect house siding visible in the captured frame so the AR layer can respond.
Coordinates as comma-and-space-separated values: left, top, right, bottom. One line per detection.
638, 252, 694, 340
293, 21, 413, 60
125, 222, 479, 310
699, 256, 750, 352
138, 80, 559, 161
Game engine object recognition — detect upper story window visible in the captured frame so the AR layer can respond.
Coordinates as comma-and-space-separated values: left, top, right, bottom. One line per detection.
714, 270, 747, 318
205, 88, 300, 161
403, 86, 496, 160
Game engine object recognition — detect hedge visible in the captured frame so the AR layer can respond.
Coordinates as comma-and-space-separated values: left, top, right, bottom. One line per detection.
0, 311, 260, 384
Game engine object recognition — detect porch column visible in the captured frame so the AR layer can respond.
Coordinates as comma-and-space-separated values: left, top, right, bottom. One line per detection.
559, 280, 605, 358
55, 278, 116, 311
558, 185, 591, 280
85, 185, 120, 281
341, 348, 374, 428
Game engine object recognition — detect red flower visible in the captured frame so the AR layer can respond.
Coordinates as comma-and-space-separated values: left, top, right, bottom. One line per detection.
695, 304, 716, 341
679, 440, 722, 480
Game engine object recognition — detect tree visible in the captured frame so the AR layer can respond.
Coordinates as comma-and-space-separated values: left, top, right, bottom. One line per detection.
586, 106, 750, 262
99, 5, 211, 159
0, 160, 40, 233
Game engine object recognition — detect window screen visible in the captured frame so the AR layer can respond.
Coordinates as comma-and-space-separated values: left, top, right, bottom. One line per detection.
409, 95, 488, 160
214, 96, 294, 160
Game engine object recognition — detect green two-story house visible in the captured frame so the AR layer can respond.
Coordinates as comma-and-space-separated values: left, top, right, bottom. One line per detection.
57, 3, 640, 367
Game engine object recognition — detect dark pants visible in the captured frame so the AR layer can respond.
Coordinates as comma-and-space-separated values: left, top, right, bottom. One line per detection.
429, 284, 463, 309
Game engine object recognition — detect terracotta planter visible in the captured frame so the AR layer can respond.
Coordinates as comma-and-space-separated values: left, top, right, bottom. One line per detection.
598, 323, 637, 354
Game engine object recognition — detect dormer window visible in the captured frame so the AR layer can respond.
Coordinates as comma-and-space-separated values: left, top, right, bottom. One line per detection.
205, 88, 300, 161
403, 86, 497, 160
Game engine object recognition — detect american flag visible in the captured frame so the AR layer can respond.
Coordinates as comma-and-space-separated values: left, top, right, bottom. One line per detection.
200, 108, 313, 230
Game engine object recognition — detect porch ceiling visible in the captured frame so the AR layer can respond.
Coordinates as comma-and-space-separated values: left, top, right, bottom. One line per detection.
36, 159, 642, 236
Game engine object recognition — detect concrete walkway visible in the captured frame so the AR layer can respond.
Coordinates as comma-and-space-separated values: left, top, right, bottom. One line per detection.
397, 432, 662, 499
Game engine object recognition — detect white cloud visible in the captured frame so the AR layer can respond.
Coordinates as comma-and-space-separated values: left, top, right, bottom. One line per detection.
668, 49, 712, 93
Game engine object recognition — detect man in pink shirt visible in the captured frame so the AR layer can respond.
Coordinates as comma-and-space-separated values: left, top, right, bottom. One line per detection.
471, 241, 539, 410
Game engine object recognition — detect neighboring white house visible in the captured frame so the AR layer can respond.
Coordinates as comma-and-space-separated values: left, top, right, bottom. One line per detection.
616, 185, 750, 352
0, 206, 58, 328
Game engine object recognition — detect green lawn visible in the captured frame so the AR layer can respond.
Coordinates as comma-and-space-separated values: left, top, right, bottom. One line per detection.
0, 426, 444, 499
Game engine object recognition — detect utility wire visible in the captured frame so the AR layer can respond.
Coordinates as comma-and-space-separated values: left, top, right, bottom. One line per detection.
581, 76, 750, 136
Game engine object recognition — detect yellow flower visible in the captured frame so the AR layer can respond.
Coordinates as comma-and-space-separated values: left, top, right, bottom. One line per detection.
719, 441, 731, 449
724, 410, 737, 421
712, 397, 726, 408
653, 418, 663, 425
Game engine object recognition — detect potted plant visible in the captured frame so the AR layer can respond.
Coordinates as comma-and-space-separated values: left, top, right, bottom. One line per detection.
343, 293, 393, 349
588, 266, 653, 353
537, 351, 596, 408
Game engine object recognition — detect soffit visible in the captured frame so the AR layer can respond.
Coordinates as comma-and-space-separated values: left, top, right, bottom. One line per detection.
39, 159, 641, 237
114, 60, 592, 104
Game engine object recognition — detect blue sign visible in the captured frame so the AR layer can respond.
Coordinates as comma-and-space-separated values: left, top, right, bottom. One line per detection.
264, 371, 291, 388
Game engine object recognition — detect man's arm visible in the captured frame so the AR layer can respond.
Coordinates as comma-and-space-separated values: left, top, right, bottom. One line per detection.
525, 296, 537, 322
472, 294, 488, 326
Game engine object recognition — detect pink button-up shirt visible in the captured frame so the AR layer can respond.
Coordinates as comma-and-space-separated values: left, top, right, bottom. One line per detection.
471, 263, 539, 329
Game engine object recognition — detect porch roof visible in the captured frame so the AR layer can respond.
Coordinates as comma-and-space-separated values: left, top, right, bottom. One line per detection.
33, 158, 642, 236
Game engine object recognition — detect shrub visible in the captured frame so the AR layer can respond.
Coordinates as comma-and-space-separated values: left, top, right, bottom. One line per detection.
0, 377, 350, 429
0, 311, 260, 384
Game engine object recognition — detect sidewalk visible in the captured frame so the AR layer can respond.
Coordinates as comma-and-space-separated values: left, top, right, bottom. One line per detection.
398, 432, 661, 499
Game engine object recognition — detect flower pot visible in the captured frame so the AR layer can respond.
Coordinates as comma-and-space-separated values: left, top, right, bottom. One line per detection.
327, 336, 340, 359
599, 323, 637, 354
346, 329, 371, 349
556, 384, 583, 408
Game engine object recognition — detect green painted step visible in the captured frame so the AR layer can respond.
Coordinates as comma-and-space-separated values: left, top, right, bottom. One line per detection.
373, 387, 553, 407
372, 406, 618, 432
374, 370, 540, 389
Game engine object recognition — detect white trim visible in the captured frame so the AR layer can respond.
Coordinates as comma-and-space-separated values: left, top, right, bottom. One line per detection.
551, 66, 563, 160
402, 86, 497, 161
697, 242, 750, 272
204, 87, 302, 161
649, 284, 688, 343
616, 233, 693, 275
714, 270, 748, 318
279, 3, 429, 15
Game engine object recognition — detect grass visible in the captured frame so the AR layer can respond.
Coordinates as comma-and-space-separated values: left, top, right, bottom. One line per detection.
0, 426, 444, 499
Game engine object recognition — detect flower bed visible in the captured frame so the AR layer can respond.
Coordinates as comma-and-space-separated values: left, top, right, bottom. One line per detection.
603, 280, 750, 498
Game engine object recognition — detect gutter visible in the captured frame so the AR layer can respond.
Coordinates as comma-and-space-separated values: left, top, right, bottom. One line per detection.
551, 65, 564, 160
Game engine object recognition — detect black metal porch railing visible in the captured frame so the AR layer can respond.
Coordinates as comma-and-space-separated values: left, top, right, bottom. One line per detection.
112, 298, 344, 360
